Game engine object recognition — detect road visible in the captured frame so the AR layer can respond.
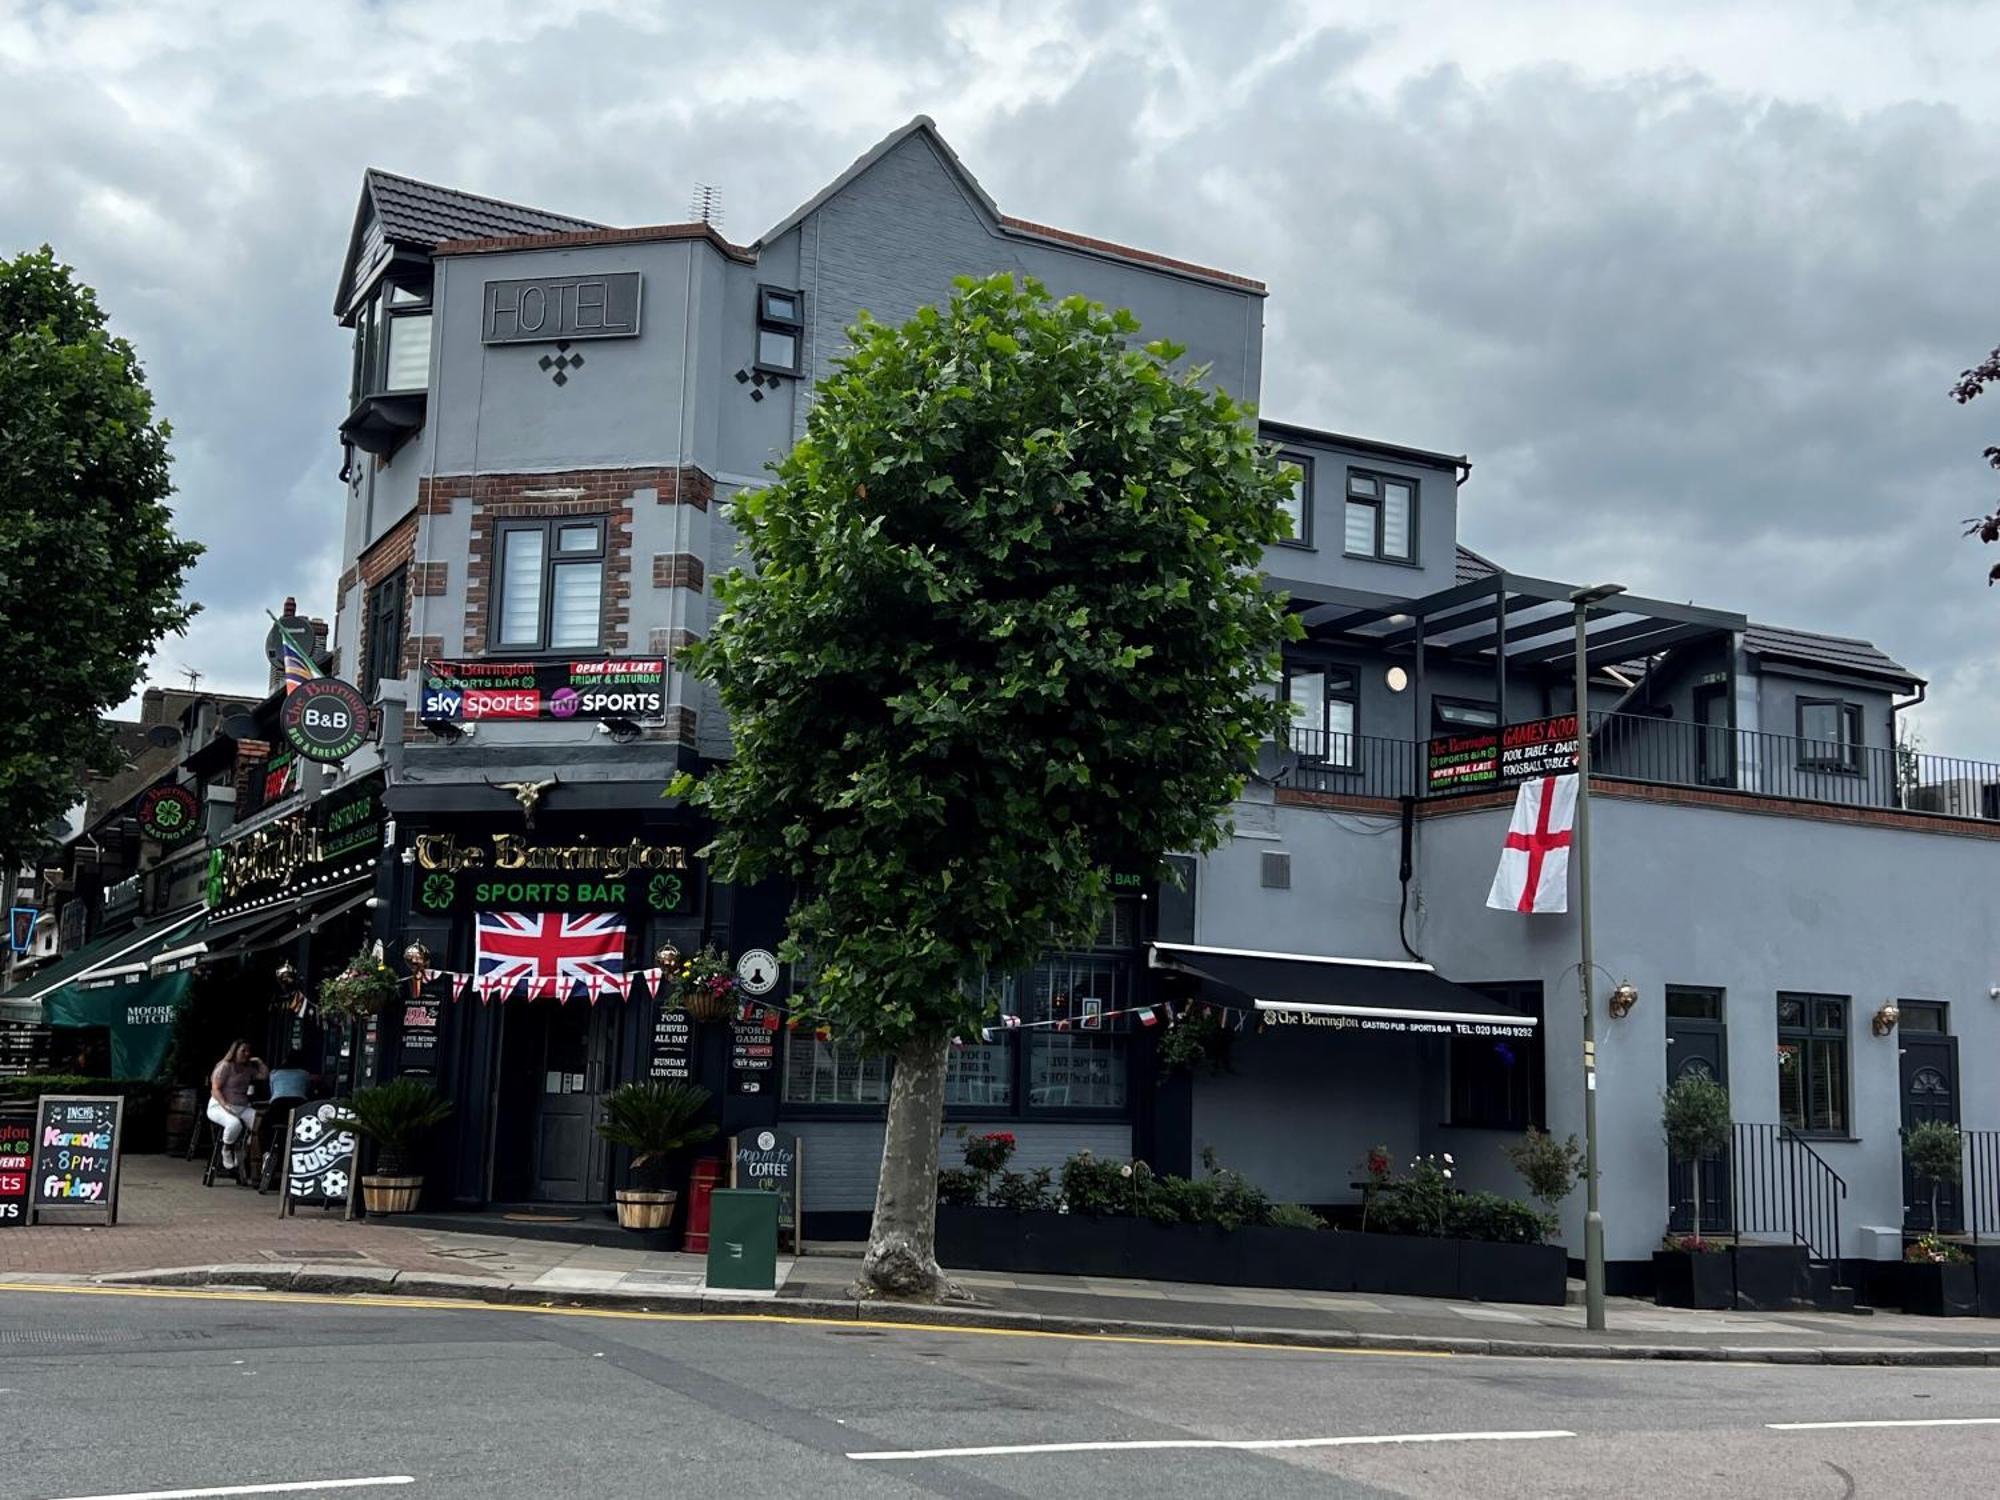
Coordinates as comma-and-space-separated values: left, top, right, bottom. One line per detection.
0, 1285, 1996, 1499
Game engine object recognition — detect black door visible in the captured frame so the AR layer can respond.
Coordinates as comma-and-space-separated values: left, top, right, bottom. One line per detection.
529, 1002, 615, 1204
1900, 1022, 1962, 1233
1666, 993, 1732, 1235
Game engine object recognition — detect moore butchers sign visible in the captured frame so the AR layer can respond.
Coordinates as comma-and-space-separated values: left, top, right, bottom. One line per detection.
1426, 714, 1580, 794
421, 659, 666, 723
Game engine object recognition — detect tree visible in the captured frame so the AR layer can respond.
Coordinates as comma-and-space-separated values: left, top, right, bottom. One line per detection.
1904, 1118, 1962, 1235
1661, 1073, 1733, 1241
677, 274, 1297, 1299
0, 247, 201, 864
1951, 345, 2000, 580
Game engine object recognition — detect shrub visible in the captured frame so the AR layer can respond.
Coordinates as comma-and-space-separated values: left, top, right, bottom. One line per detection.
326, 1078, 453, 1177
1661, 1233, 1727, 1254
593, 1082, 717, 1189
1503, 1128, 1583, 1232
1059, 1151, 1136, 1217
991, 1167, 1055, 1213
1445, 1192, 1551, 1246
1904, 1120, 1963, 1235
936, 1167, 982, 1208
962, 1130, 1017, 1175
1267, 1202, 1325, 1231
1373, 1154, 1454, 1238
1156, 1007, 1232, 1076
1661, 1074, 1732, 1238
1906, 1231, 1971, 1266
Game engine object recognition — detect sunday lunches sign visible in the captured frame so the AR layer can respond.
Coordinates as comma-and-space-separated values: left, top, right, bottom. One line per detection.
421, 659, 665, 722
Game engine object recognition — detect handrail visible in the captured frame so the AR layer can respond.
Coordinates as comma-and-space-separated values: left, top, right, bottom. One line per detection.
1730, 1121, 1846, 1264
1967, 1129, 2000, 1245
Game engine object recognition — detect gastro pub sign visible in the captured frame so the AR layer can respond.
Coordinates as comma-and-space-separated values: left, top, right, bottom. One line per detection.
413, 833, 692, 915
207, 774, 385, 916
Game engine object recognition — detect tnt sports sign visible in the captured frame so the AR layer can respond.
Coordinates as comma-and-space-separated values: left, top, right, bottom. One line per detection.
421, 659, 667, 723
281, 677, 369, 763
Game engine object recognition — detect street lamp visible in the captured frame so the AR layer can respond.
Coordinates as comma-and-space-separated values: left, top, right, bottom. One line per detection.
1569, 581, 1624, 1334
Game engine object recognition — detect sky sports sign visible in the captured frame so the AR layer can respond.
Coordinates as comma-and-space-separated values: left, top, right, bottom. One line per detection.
421, 658, 667, 723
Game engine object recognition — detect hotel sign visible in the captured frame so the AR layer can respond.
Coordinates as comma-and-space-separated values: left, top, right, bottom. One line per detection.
482, 272, 642, 344
1425, 714, 1579, 794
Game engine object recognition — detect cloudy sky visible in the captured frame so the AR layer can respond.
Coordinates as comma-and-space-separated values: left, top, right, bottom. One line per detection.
4, 0, 1998, 747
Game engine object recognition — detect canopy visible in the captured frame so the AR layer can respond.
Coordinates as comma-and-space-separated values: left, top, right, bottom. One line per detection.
191, 877, 374, 969
1148, 942, 1537, 1039
18, 906, 207, 1079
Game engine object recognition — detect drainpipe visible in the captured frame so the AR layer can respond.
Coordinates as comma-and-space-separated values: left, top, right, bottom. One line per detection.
1891, 682, 1926, 810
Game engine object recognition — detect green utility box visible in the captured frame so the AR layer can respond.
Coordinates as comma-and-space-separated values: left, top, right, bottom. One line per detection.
705, 1189, 781, 1291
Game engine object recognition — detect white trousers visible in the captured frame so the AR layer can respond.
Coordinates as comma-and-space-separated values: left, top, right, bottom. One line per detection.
207, 1097, 256, 1145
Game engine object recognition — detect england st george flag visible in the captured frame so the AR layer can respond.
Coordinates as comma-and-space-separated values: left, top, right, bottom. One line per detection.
476, 911, 627, 997
1486, 773, 1578, 914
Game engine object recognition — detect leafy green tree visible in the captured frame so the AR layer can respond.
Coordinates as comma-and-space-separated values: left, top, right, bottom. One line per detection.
0, 247, 201, 864
1661, 1073, 1733, 1240
679, 274, 1297, 1298
1904, 1119, 1962, 1235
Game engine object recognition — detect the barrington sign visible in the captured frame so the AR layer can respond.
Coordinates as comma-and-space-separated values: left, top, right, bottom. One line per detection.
1425, 713, 1580, 795
420, 659, 666, 723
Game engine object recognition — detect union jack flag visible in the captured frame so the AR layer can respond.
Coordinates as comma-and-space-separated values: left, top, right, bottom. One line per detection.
476, 911, 627, 1000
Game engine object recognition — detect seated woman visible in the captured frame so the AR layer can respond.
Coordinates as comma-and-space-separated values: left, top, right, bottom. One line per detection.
258, 1053, 316, 1191
207, 1039, 268, 1173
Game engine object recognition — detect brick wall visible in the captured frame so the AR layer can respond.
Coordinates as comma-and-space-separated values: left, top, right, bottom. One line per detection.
353, 515, 417, 694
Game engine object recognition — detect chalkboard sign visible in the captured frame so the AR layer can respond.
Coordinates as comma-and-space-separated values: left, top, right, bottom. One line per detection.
728, 1017, 777, 1096
277, 1100, 359, 1219
648, 1007, 693, 1082
729, 1127, 801, 1249
0, 1115, 31, 1228
29, 1095, 123, 1225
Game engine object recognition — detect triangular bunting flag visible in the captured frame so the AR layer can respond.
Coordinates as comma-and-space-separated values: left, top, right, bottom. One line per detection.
1137, 1006, 1158, 1028
452, 973, 472, 1002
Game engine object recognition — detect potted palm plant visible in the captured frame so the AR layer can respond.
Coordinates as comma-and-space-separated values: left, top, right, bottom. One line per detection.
1655, 1073, 1734, 1308
329, 1077, 454, 1215
595, 1081, 718, 1230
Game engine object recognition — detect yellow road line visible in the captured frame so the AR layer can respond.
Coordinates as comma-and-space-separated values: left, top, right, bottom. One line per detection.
0, 1279, 1446, 1358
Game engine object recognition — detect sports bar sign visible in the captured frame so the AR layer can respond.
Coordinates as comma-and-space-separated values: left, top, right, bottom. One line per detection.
421, 659, 666, 723
1425, 714, 1579, 794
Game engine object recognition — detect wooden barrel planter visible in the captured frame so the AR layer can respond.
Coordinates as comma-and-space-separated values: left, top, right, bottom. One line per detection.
614, 1188, 678, 1231
164, 1087, 200, 1157
361, 1175, 424, 1214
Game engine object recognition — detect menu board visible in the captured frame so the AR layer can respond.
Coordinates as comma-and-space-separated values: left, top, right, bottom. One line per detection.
279, 1101, 359, 1219
730, 1127, 801, 1245
648, 1008, 693, 1082
29, 1095, 123, 1225
0, 1116, 30, 1227
728, 1017, 777, 1095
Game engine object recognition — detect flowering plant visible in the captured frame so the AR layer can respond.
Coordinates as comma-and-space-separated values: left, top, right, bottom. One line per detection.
963, 1131, 1017, 1175
1905, 1232, 1971, 1266
1661, 1232, 1727, 1254
665, 946, 740, 1021
317, 950, 399, 1021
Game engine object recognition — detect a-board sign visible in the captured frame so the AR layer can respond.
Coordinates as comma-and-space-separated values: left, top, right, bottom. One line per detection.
648, 1007, 693, 1082
29, 1095, 123, 1225
278, 1101, 359, 1219
729, 1127, 801, 1249
0, 1115, 31, 1227
728, 1017, 777, 1095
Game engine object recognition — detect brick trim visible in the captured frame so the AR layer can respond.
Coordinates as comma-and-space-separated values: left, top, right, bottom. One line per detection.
410, 561, 448, 597
652, 553, 704, 592
1274, 788, 1402, 817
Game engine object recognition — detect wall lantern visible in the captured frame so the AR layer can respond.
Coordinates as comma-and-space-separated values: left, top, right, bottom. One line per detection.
1607, 982, 1639, 1020
1385, 666, 1410, 693
1871, 1001, 1901, 1037
274, 960, 299, 988
403, 938, 432, 974
655, 943, 682, 973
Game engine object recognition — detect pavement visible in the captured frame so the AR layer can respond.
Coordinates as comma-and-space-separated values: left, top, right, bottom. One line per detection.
12, 1154, 2000, 1367
6, 1282, 2000, 1498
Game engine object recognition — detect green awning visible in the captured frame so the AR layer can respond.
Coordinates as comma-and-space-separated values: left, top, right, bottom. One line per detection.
11, 906, 205, 1004
15, 907, 205, 1079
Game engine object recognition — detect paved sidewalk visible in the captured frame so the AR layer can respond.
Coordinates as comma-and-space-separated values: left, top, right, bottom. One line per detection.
10, 1155, 2000, 1364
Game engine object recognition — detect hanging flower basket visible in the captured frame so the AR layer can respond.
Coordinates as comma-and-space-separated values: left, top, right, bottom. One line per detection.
318, 950, 400, 1022
667, 946, 741, 1023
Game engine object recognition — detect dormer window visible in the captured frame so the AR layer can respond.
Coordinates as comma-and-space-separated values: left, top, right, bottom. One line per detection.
350, 279, 433, 403
1344, 469, 1416, 563
756, 285, 804, 375
1275, 451, 1312, 549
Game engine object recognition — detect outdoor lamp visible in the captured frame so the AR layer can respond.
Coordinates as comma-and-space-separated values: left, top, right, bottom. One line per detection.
274, 960, 299, 988
1871, 1001, 1901, 1037
403, 938, 432, 974
655, 943, 681, 972
1608, 982, 1639, 1020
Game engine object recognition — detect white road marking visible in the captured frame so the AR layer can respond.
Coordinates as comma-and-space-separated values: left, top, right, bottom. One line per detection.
848, 1429, 1576, 1460
1768, 1418, 2000, 1432
42, 1477, 415, 1500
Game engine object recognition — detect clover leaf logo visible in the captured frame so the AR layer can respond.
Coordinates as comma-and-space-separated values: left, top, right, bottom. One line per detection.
647, 873, 684, 912
420, 872, 457, 911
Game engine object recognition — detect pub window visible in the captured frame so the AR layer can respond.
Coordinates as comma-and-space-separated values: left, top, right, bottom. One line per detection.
1777, 992, 1849, 1135
1665, 985, 1724, 1021
361, 566, 408, 696
1276, 451, 1312, 548
491, 518, 606, 652
1449, 983, 1545, 1129
1796, 698, 1862, 772
756, 284, 805, 376
1284, 664, 1358, 768
1344, 469, 1416, 563
1432, 697, 1498, 736
781, 1030, 891, 1106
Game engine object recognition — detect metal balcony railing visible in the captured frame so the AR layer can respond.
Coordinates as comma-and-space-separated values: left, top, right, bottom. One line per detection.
1285, 729, 1420, 800
1967, 1129, 2000, 1245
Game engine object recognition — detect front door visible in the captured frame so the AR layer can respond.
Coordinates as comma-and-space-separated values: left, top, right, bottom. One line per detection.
1666, 987, 1732, 1235
530, 1001, 615, 1203
1900, 1003, 1961, 1233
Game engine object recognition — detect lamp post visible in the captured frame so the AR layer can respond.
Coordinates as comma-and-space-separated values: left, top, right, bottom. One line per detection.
1570, 581, 1624, 1333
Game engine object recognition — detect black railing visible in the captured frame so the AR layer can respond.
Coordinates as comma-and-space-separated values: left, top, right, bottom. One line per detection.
1287, 729, 1420, 800
1588, 711, 2000, 821
1967, 1130, 2000, 1245
1732, 1122, 1847, 1263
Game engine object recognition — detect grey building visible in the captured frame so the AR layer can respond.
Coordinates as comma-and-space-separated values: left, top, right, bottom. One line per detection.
315, 117, 1998, 1296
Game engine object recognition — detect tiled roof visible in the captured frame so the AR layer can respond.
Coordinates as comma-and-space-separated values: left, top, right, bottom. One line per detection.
1743, 623, 1920, 686
433, 223, 754, 263
1454, 544, 1499, 584
365, 169, 603, 248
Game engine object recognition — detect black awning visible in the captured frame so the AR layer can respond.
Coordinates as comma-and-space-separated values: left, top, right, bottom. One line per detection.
194, 878, 374, 967
1149, 942, 1537, 1039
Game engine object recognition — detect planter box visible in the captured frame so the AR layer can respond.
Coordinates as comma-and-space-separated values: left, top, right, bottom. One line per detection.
1976, 1245, 2000, 1320
1732, 1243, 1810, 1311
1901, 1260, 1978, 1318
1654, 1249, 1733, 1309
934, 1207, 1565, 1305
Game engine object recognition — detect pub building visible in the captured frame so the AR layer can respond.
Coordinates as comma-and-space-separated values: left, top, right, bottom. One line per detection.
310, 119, 2000, 1297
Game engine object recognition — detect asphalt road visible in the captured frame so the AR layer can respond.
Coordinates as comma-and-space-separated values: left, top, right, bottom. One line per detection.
0, 1286, 1997, 1499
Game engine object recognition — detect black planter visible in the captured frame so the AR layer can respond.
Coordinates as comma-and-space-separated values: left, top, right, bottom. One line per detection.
1345, 1230, 1460, 1299
1976, 1245, 2000, 1320
1653, 1248, 1733, 1309
1232, 1224, 1353, 1293
1901, 1260, 1978, 1318
1731, 1243, 1809, 1311
1456, 1240, 1568, 1305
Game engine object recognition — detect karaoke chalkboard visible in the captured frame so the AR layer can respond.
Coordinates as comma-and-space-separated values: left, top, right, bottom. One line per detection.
29, 1095, 123, 1226
278, 1100, 359, 1219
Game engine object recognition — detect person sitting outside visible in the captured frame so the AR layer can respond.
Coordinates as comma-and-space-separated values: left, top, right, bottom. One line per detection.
207, 1039, 267, 1174
258, 1053, 315, 1191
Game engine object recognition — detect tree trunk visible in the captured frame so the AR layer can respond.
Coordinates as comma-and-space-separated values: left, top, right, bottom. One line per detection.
1690, 1166, 1703, 1242
856, 1033, 960, 1301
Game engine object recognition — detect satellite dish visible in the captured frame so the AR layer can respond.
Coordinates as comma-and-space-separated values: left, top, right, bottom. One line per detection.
220, 713, 259, 741
144, 725, 182, 749
1253, 739, 1299, 785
